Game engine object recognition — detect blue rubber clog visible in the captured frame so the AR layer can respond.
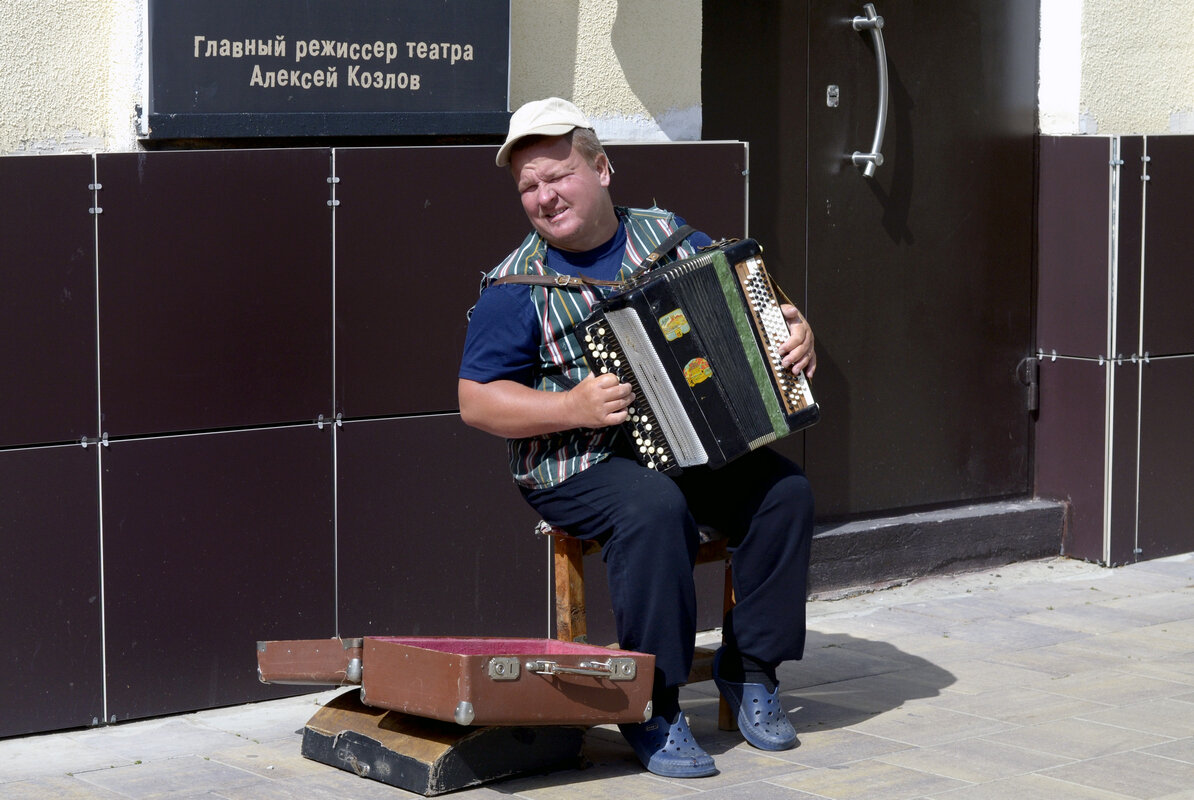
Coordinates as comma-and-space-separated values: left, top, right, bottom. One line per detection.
618, 713, 717, 778
713, 646, 798, 751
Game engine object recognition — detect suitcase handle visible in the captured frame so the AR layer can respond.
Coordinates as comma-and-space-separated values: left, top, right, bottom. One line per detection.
525, 657, 638, 681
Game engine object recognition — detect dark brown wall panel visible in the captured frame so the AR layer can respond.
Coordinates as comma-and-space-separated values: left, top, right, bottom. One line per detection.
0, 154, 98, 448
1137, 357, 1194, 560
603, 143, 748, 242
333, 147, 529, 419
1036, 136, 1113, 359
335, 415, 545, 636
96, 149, 333, 437
1114, 137, 1145, 359
333, 143, 747, 420
0, 445, 102, 737
102, 426, 335, 721
1142, 137, 1194, 356
1034, 358, 1106, 563
1108, 359, 1141, 566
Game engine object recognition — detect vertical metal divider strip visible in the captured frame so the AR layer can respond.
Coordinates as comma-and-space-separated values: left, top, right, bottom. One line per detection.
92, 153, 109, 725
546, 535, 554, 639
331, 149, 340, 638
1103, 136, 1121, 566
1133, 137, 1149, 559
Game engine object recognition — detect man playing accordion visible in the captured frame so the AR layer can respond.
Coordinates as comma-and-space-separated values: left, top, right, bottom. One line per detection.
458, 97, 817, 779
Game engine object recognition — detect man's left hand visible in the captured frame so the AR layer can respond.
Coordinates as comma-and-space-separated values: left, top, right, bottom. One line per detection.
778, 304, 816, 379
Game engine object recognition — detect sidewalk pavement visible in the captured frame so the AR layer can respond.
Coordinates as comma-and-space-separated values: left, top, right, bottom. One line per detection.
2, 553, 1193, 800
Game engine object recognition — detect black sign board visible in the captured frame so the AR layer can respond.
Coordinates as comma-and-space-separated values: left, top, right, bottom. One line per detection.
146, 0, 509, 139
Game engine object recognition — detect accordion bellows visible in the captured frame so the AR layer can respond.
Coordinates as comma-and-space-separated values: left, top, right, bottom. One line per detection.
581, 238, 820, 475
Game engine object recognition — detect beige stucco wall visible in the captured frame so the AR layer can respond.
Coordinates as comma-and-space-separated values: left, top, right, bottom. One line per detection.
0, 0, 142, 154
1040, 0, 1194, 134
510, 0, 703, 142
1082, 1, 1194, 133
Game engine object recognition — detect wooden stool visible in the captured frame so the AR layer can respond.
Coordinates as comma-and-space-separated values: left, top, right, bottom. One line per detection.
535, 520, 736, 731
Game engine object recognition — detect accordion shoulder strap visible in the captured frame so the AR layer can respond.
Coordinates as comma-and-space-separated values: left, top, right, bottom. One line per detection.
626, 223, 695, 282
488, 273, 625, 289
487, 224, 696, 290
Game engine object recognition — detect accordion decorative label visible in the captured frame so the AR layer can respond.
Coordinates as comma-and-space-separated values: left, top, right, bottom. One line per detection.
658, 309, 691, 341
683, 357, 713, 387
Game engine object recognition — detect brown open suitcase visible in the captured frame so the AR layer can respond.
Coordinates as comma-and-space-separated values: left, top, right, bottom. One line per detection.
258, 635, 655, 726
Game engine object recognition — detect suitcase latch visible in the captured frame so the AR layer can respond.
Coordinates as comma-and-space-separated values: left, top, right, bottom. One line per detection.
524, 657, 637, 681
486, 656, 522, 681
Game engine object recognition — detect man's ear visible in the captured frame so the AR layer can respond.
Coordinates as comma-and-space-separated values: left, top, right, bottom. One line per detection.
595, 153, 613, 187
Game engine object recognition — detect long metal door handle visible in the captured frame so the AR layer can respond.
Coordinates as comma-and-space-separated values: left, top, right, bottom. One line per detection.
851, 3, 889, 177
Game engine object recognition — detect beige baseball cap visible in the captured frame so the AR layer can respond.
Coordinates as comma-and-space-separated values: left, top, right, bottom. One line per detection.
496, 97, 593, 167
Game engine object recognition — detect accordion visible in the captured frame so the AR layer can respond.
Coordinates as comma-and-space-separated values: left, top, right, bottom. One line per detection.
580, 238, 819, 476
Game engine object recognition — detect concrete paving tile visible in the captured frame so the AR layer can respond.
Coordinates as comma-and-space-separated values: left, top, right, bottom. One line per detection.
249, 769, 430, 798
209, 780, 354, 800
1152, 790, 1194, 800
896, 588, 1089, 623
864, 631, 1005, 665
932, 659, 1059, 695
0, 733, 135, 782
1117, 558, 1194, 582
988, 640, 1150, 677
1076, 697, 1194, 738
981, 718, 1171, 760
941, 617, 1089, 651
1017, 603, 1172, 635
845, 704, 1014, 747
925, 685, 1110, 726
1040, 751, 1194, 799
671, 781, 822, 799
1039, 671, 1192, 706
1119, 657, 1194, 688
780, 636, 933, 690
770, 757, 968, 799
792, 672, 954, 728
1062, 629, 1194, 662
496, 768, 701, 799
655, 747, 807, 793
188, 690, 342, 743
874, 736, 1074, 783
1141, 614, 1194, 634
64, 718, 251, 763
73, 755, 261, 798
1096, 592, 1194, 624
929, 772, 1137, 799
780, 728, 912, 768
811, 607, 953, 639
206, 737, 328, 780
1140, 737, 1194, 764
0, 775, 129, 799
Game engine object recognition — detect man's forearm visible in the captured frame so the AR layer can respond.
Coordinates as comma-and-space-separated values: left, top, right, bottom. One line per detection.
458, 378, 582, 438
459, 373, 633, 438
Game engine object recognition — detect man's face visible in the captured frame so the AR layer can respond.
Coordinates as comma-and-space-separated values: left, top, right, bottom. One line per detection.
511, 135, 614, 252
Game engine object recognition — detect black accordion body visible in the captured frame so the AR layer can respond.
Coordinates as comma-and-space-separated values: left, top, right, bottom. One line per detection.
580, 238, 819, 476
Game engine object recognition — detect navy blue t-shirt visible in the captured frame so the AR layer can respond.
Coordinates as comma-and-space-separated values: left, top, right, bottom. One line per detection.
460, 219, 711, 386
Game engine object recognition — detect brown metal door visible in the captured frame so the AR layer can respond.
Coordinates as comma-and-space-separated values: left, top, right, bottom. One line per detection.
705, 0, 1039, 518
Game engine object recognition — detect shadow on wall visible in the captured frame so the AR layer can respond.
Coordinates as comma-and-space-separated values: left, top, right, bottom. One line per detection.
510, 1, 579, 103
610, 3, 702, 139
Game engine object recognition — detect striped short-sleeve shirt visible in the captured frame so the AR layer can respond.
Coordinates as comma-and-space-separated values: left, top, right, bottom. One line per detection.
476, 206, 702, 488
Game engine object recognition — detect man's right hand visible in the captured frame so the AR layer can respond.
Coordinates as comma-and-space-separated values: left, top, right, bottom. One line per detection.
568, 372, 634, 428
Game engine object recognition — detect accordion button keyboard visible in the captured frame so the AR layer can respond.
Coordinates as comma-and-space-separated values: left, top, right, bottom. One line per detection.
579, 317, 678, 474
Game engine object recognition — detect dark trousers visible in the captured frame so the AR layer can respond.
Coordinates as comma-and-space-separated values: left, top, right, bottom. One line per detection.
523, 447, 814, 689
